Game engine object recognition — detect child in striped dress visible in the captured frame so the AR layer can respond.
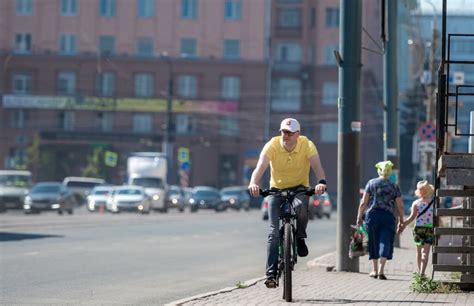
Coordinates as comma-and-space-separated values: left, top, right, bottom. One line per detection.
400, 180, 434, 276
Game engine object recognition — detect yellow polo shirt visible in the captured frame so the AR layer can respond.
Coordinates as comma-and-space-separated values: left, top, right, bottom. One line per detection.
262, 136, 318, 189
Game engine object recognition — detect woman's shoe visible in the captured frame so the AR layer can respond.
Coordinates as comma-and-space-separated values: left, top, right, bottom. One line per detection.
378, 274, 387, 280
369, 272, 378, 278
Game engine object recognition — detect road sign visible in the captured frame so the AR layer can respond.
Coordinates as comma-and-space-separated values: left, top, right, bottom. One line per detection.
419, 140, 436, 153
177, 147, 190, 163
104, 151, 118, 167
418, 121, 436, 141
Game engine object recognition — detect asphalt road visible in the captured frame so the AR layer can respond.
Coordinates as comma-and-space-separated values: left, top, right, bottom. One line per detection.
0, 208, 337, 304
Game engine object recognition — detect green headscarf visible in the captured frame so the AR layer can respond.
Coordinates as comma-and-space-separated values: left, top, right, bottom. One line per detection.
375, 160, 394, 179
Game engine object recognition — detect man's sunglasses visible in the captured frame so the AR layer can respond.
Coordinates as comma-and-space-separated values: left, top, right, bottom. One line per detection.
281, 130, 297, 136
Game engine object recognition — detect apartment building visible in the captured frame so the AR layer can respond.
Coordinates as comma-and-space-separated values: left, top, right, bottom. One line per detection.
0, 0, 384, 189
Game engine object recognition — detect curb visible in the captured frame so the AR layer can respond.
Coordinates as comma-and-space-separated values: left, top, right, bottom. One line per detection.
164, 276, 266, 306
165, 251, 336, 305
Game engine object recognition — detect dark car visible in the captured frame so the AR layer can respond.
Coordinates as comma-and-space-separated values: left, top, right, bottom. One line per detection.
308, 192, 332, 219
23, 182, 77, 215
188, 186, 224, 212
220, 186, 250, 211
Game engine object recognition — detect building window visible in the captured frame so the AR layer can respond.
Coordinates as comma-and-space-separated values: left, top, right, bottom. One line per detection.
136, 38, 154, 57
134, 73, 154, 97
59, 34, 76, 55
57, 71, 76, 95
322, 82, 338, 105
178, 75, 197, 98
320, 122, 338, 143
323, 44, 338, 65
12, 73, 32, 94
59, 111, 75, 131
14, 33, 31, 54
99, 35, 115, 55
219, 117, 239, 136
278, 8, 301, 28
137, 0, 154, 17
133, 114, 152, 133
181, 0, 198, 19
100, 0, 116, 17
16, 0, 33, 15
272, 78, 301, 111
224, 0, 241, 20
96, 72, 116, 97
310, 7, 316, 28
176, 114, 195, 134
308, 45, 315, 64
325, 8, 339, 27
96, 112, 114, 132
221, 76, 240, 100
11, 110, 28, 128
180, 38, 197, 57
223, 39, 240, 59
60, 0, 78, 16
275, 43, 302, 62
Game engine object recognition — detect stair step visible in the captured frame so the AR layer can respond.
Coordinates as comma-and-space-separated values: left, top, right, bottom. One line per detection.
433, 246, 474, 253
433, 264, 474, 273
436, 208, 474, 216
437, 189, 474, 197
446, 168, 474, 186
435, 227, 474, 235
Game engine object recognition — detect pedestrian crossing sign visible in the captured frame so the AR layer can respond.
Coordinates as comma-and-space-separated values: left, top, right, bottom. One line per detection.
104, 151, 118, 167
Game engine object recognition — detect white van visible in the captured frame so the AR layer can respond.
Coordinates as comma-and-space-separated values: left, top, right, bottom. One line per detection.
0, 170, 33, 211
63, 177, 105, 204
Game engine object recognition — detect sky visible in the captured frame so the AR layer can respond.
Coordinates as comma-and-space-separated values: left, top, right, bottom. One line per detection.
419, 0, 474, 14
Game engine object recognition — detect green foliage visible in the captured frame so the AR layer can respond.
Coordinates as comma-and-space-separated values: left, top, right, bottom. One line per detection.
235, 281, 248, 289
410, 272, 462, 293
449, 272, 462, 280
26, 135, 56, 181
82, 148, 107, 180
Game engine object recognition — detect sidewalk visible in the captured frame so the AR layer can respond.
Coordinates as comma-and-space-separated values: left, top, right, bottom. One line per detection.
167, 229, 473, 305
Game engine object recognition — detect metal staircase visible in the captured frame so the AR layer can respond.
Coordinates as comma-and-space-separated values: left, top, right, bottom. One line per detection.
433, 0, 474, 288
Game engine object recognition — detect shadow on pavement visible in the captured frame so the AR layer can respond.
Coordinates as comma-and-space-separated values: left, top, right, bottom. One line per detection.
297, 298, 446, 304
0, 232, 63, 242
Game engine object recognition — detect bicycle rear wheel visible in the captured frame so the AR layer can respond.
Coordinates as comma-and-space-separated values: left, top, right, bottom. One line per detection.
283, 222, 292, 302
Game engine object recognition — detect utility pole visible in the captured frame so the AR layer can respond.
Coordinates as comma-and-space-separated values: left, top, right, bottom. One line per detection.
162, 55, 174, 184
263, 0, 273, 141
336, 0, 362, 272
384, 0, 400, 247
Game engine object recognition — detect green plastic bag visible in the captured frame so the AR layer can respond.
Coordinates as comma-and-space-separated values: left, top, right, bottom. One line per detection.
348, 224, 368, 258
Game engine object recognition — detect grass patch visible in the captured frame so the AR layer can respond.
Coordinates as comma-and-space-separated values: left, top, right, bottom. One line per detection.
236, 281, 248, 289
410, 272, 462, 293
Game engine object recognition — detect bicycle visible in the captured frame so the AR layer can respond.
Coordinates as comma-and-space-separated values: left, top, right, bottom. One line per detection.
260, 186, 315, 302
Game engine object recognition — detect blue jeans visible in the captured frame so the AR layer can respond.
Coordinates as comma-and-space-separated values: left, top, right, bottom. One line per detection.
266, 193, 309, 276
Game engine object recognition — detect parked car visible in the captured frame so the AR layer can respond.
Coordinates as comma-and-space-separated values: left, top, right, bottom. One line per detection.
166, 185, 186, 212
106, 186, 151, 214
87, 185, 114, 212
220, 186, 250, 211
188, 186, 224, 212
309, 192, 332, 219
23, 182, 76, 215
261, 197, 269, 220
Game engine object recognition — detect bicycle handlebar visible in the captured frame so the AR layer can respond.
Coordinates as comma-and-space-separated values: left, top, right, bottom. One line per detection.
259, 187, 315, 198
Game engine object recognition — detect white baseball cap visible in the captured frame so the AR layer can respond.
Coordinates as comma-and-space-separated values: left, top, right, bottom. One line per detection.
279, 118, 300, 133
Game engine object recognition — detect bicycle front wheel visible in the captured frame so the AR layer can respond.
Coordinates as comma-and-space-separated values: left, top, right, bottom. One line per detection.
283, 222, 292, 302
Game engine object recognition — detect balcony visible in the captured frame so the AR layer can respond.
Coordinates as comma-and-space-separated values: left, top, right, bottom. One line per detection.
272, 61, 303, 73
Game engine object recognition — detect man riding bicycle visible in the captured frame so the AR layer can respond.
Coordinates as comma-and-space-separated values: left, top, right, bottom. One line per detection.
248, 118, 327, 288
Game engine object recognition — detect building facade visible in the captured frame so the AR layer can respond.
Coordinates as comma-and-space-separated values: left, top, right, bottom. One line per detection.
1, 0, 386, 192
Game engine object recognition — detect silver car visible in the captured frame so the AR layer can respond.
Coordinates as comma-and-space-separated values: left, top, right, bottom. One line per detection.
106, 186, 151, 214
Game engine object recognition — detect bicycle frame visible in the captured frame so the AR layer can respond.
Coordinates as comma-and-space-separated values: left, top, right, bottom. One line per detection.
260, 187, 314, 302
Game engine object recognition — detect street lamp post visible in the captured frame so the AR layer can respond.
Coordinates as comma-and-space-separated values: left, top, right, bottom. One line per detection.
161, 52, 174, 184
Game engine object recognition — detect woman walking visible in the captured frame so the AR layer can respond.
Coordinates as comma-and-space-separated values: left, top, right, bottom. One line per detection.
356, 161, 405, 280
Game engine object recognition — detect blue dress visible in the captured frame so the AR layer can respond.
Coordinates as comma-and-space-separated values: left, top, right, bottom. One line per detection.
364, 177, 401, 260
